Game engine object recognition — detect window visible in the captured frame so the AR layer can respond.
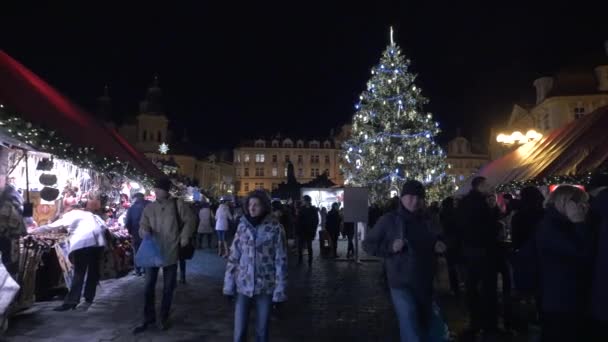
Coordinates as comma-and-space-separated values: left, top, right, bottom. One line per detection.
244, 168, 250, 177
236, 168, 241, 177
272, 155, 278, 163
283, 139, 293, 148
284, 155, 290, 162
143, 130, 147, 141
324, 155, 330, 164
236, 154, 241, 163
323, 141, 331, 149
310, 141, 320, 148
255, 182, 265, 190
296, 140, 304, 148
244, 154, 250, 162
244, 182, 250, 192
255, 167, 265, 177
254, 140, 266, 148
574, 106, 585, 120
542, 112, 550, 131
157, 131, 162, 142
297, 155, 303, 163
255, 154, 265, 163
298, 168, 304, 177
310, 155, 319, 163
284, 167, 288, 177
271, 140, 279, 148
310, 168, 320, 177
272, 167, 278, 177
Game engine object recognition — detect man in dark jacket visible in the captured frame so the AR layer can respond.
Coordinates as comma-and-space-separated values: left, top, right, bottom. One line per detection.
588, 175, 608, 342
363, 180, 439, 341
326, 202, 342, 258
125, 193, 149, 276
458, 176, 500, 337
296, 195, 319, 266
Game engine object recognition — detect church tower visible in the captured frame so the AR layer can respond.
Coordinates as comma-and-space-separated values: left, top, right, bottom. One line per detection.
136, 75, 169, 153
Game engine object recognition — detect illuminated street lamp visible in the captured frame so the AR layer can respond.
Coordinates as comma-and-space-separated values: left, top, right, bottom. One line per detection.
496, 129, 542, 145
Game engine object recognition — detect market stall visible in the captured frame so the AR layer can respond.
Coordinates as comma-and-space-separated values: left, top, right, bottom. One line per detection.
0, 51, 164, 311
457, 105, 608, 195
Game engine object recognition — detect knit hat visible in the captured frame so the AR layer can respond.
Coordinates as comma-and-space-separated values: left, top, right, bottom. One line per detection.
401, 180, 425, 198
154, 177, 172, 192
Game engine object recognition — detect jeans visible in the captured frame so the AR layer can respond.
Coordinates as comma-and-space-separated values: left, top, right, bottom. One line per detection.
65, 247, 103, 305
297, 238, 313, 264
390, 288, 426, 342
144, 264, 177, 323
234, 294, 272, 342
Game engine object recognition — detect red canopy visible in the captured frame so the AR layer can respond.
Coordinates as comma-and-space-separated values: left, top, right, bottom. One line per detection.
0, 50, 163, 180
458, 105, 608, 194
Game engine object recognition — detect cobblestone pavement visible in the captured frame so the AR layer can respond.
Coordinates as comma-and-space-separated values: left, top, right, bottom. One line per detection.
4, 239, 531, 341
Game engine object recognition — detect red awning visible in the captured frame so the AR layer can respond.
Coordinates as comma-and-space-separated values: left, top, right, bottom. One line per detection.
0, 50, 163, 180
458, 105, 608, 194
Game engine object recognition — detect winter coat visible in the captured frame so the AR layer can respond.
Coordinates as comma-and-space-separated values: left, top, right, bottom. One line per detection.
326, 209, 341, 234
363, 205, 437, 311
296, 205, 319, 240
198, 207, 215, 234
536, 206, 593, 315
125, 198, 150, 244
215, 204, 232, 232
590, 188, 608, 321
36, 209, 106, 257
139, 198, 196, 267
511, 207, 544, 251
459, 190, 500, 253
223, 214, 288, 302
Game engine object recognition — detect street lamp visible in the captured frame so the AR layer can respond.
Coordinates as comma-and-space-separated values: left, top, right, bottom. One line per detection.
496, 129, 542, 145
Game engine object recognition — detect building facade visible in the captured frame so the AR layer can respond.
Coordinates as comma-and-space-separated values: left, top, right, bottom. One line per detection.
233, 137, 344, 197
114, 77, 234, 196
490, 41, 608, 160
446, 136, 489, 187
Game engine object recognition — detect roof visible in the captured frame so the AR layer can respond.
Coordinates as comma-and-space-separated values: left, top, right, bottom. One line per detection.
547, 68, 608, 97
457, 105, 608, 194
0, 50, 164, 180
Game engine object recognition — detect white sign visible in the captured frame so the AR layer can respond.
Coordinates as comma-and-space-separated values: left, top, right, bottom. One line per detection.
343, 187, 369, 223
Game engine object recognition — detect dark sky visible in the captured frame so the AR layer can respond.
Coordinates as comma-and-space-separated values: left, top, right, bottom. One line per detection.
2, 1, 607, 149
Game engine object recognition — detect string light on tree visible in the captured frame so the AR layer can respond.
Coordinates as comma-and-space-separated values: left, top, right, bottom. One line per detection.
342, 27, 454, 202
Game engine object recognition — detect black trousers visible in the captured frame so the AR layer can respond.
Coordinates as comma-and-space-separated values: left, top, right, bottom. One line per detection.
144, 264, 177, 323
65, 247, 103, 305
298, 237, 313, 264
464, 250, 498, 331
197, 233, 213, 248
446, 247, 461, 294
328, 229, 339, 256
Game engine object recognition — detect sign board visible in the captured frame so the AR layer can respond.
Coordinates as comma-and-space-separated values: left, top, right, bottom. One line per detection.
343, 187, 369, 223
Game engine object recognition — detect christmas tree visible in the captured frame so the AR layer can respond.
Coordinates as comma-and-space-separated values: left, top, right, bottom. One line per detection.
342, 28, 454, 202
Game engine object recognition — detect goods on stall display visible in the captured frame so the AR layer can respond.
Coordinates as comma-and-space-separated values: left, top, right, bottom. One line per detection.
13, 237, 50, 310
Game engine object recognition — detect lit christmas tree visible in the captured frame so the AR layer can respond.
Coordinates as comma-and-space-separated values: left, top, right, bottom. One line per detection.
342, 28, 454, 202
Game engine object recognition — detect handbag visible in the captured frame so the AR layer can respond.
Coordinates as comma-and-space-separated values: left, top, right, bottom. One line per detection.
174, 200, 195, 260
134, 237, 165, 268
428, 301, 450, 342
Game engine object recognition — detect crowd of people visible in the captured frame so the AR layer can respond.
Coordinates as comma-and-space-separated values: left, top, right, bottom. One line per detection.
23, 172, 608, 342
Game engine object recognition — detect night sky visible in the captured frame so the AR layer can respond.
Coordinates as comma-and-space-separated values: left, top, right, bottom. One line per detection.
2, 1, 607, 149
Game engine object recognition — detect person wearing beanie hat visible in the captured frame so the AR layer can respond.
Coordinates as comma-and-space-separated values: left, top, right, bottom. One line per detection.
134, 177, 195, 334
364, 180, 444, 341
224, 190, 287, 341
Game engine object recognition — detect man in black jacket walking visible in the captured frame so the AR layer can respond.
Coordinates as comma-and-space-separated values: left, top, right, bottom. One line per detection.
458, 176, 500, 337
296, 195, 319, 266
363, 180, 440, 342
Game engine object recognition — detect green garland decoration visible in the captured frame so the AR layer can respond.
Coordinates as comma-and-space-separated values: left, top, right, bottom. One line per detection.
496, 173, 595, 193
0, 107, 154, 187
